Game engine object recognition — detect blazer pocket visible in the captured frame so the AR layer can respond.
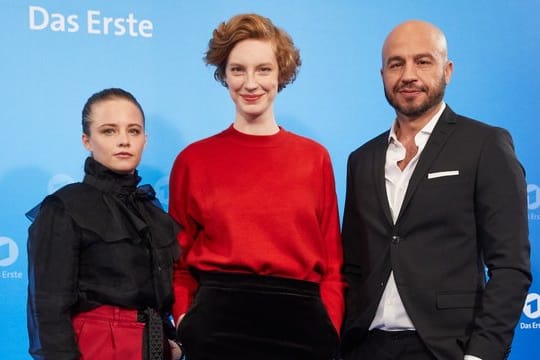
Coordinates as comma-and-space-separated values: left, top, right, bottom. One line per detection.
436, 291, 482, 309
424, 170, 469, 188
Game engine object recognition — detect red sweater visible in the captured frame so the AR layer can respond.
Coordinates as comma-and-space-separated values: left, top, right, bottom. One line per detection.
169, 125, 345, 331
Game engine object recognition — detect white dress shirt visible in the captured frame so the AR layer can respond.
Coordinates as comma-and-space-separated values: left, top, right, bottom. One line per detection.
369, 103, 444, 331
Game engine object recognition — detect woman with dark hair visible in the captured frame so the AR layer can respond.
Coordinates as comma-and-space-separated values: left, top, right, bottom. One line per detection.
27, 88, 182, 360
169, 14, 344, 360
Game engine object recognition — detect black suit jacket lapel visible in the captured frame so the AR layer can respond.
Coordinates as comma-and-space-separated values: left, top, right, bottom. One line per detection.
373, 132, 394, 227
396, 107, 458, 222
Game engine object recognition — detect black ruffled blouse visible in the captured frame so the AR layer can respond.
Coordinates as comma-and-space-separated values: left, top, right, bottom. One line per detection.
27, 157, 180, 359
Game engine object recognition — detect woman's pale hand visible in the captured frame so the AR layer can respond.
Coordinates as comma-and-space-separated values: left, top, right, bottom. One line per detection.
169, 313, 187, 359
168, 340, 183, 360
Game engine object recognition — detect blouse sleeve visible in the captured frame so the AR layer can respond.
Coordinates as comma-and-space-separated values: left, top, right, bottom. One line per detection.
318, 152, 346, 333
27, 197, 81, 360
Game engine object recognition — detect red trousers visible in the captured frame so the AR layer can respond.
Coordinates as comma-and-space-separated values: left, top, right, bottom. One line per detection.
72, 305, 145, 360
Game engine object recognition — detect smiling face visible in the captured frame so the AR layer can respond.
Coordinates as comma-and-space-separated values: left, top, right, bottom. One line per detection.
82, 98, 146, 174
225, 38, 279, 125
381, 21, 453, 121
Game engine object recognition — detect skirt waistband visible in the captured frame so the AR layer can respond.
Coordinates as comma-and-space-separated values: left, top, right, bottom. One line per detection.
72, 305, 168, 360
196, 271, 320, 296
73, 305, 162, 324
74, 305, 140, 322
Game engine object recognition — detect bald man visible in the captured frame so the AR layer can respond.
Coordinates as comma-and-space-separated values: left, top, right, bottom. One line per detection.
341, 20, 531, 360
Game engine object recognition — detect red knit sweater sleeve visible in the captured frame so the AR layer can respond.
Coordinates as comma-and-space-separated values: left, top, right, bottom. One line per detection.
168, 149, 199, 321
319, 151, 346, 333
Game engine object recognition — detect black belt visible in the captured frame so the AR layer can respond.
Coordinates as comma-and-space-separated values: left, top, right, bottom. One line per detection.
138, 308, 165, 360
370, 328, 418, 340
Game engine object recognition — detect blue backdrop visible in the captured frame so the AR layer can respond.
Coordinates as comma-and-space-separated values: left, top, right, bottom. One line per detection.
1, 1, 539, 358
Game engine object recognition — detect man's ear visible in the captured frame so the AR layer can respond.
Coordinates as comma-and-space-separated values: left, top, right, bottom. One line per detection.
444, 60, 454, 85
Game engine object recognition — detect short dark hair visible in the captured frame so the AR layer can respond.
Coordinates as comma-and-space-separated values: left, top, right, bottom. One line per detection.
82, 88, 145, 135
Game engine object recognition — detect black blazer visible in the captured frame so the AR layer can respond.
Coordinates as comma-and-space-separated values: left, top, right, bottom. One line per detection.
341, 106, 531, 360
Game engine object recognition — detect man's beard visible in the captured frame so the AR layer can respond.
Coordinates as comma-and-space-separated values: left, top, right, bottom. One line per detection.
384, 75, 446, 118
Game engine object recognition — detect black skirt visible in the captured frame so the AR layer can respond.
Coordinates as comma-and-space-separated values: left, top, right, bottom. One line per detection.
177, 272, 340, 360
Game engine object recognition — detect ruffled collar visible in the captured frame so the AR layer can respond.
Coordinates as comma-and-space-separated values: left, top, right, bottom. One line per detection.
83, 157, 141, 197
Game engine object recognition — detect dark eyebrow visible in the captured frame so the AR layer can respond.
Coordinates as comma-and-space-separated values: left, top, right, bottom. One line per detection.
386, 53, 436, 66
414, 53, 436, 61
386, 56, 404, 65
96, 123, 142, 128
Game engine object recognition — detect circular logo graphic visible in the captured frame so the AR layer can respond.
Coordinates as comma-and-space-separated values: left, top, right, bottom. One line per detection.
528, 184, 540, 210
48, 173, 75, 194
0, 237, 19, 267
523, 293, 540, 319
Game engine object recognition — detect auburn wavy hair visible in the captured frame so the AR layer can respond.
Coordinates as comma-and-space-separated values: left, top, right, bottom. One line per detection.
204, 13, 301, 92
